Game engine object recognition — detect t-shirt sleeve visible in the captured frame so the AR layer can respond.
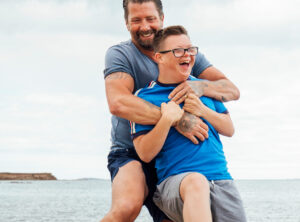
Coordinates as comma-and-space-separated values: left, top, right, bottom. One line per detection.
191, 51, 212, 78
103, 46, 133, 79
130, 89, 155, 139
130, 121, 154, 140
213, 99, 228, 114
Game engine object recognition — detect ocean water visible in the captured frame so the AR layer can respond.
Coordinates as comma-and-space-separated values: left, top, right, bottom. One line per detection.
0, 179, 299, 222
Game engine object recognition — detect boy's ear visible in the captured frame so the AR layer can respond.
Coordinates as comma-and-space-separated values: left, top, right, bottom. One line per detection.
154, 52, 162, 63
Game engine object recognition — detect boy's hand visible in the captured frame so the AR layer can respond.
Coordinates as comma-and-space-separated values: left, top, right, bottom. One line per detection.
161, 101, 184, 126
183, 93, 205, 117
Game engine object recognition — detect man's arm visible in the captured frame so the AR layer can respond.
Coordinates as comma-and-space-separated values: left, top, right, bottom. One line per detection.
105, 71, 208, 143
133, 101, 183, 163
105, 72, 161, 125
183, 94, 234, 137
169, 66, 240, 104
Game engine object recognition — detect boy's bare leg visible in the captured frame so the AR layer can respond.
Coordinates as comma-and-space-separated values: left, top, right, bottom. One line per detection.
180, 173, 212, 222
101, 161, 148, 222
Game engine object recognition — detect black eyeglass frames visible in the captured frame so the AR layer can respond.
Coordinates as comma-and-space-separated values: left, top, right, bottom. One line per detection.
159, 47, 198, 58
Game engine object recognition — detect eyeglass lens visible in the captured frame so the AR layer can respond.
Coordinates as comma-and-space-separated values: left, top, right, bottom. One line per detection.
173, 47, 198, 57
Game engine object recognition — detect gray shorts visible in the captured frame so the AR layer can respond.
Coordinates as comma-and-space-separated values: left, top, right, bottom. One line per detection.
153, 172, 247, 222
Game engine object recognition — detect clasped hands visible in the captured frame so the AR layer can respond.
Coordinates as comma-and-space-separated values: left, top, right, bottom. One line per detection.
161, 81, 209, 144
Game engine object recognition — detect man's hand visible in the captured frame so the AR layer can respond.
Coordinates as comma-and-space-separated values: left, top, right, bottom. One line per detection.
175, 112, 209, 144
169, 81, 208, 104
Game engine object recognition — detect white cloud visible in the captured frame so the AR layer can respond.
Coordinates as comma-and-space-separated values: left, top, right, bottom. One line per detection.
191, 0, 300, 30
0, 0, 126, 35
0, 93, 111, 156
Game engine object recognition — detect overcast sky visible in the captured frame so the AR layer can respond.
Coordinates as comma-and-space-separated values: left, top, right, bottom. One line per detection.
0, 0, 299, 180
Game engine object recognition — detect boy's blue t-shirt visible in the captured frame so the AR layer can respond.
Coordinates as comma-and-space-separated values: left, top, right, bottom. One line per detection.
131, 76, 232, 184
104, 40, 212, 149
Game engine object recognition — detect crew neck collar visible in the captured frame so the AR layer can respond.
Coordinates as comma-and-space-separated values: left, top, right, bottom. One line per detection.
156, 76, 191, 87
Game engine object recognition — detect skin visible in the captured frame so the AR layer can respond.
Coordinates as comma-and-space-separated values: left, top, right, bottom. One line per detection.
103, 2, 239, 222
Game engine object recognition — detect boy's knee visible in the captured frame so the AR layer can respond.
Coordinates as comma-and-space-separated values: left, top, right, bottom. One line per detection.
182, 173, 209, 194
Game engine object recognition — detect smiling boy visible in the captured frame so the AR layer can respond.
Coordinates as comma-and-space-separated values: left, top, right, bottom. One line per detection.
131, 26, 247, 222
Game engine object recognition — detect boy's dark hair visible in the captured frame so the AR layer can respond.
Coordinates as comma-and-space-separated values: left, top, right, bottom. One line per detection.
123, 0, 163, 21
153, 25, 188, 52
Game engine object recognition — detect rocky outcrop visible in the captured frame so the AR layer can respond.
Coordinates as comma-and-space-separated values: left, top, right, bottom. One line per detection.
0, 173, 57, 180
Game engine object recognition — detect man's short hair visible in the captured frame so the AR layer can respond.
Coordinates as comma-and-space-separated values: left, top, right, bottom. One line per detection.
123, 0, 163, 21
153, 25, 188, 52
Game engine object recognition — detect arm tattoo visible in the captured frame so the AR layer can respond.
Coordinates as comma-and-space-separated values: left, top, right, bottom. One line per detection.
188, 81, 208, 97
178, 112, 198, 133
106, 72, 130, 80
221, 96, 228, 102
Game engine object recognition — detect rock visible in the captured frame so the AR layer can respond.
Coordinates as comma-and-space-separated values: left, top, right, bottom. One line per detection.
0, 173, 57, 180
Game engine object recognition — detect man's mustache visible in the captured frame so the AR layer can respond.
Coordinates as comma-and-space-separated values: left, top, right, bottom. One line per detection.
137, 29, 157, 37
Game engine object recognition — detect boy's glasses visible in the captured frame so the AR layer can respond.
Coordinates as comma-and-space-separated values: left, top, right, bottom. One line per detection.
159, 47, 198, 58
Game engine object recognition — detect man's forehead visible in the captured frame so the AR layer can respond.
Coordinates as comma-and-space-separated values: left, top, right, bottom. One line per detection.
128, 1, 159, 16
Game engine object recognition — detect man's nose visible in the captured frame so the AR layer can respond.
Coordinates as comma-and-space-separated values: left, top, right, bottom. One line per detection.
140, 20, 150, 31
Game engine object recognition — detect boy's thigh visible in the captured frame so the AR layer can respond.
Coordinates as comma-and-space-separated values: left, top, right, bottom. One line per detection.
210, 180, 247, 222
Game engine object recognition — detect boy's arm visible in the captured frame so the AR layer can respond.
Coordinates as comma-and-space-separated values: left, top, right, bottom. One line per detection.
183, 94, 234, 137
133, 101, 183, 163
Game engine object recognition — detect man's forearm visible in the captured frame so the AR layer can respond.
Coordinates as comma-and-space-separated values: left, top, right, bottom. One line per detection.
111, 94, 161, 125
202, 79, 240, 102
194, 66, 240, 102
188, 79, 240, 102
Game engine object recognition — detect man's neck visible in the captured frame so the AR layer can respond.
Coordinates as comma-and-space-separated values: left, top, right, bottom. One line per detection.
132, 41, 156, 61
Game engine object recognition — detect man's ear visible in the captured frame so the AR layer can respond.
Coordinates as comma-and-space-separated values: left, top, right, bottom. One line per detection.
160, 14, 165, 23
126, 21, 130, 31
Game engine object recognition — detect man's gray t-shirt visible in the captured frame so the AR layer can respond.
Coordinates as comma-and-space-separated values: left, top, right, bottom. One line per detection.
103, 40, 211, 150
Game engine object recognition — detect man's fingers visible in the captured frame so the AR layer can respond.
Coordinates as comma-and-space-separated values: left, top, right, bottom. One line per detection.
196, 125, 209, 139
171, 89, 187, 103
198, 120, 209, 131
175, 96, 186, 105
169, 83, 184, 99
187, 135, 199, 144
194, 131, 205, 142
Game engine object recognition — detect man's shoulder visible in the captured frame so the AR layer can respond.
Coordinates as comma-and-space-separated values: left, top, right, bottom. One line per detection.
107, 40, 135, 53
